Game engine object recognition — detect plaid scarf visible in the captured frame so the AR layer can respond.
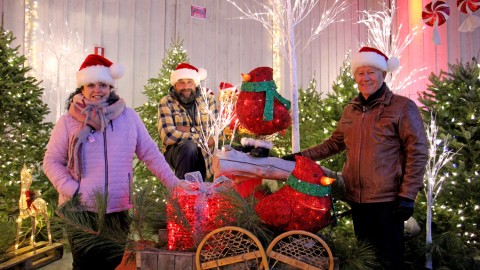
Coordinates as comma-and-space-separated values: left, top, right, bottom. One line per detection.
67, 94, 126, 178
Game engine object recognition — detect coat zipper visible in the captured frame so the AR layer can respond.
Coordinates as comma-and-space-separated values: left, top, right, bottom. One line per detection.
358, 106, 367, 202
103, 129, 109, 213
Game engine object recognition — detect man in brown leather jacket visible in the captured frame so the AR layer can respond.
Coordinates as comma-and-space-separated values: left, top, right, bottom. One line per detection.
283, 47, 428, 270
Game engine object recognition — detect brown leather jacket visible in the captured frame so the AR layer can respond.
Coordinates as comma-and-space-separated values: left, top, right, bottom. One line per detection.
302, 84, 428, 203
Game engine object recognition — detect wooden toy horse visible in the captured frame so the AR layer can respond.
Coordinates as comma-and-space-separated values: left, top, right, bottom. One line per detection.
15, 165, 52, 254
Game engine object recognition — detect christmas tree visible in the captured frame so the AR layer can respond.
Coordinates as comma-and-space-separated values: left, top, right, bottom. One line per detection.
133, 39, 188, 194
313, 55, 357, 172
0, 28, 53, 221
417, 58, 480, 267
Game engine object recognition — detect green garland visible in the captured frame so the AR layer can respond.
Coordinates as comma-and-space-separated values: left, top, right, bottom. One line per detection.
241, 80, 291, 121
286, 174, 331, 197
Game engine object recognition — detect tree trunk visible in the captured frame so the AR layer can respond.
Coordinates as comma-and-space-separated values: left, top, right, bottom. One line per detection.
425, 182, 433, 269
286, 3, 300, 153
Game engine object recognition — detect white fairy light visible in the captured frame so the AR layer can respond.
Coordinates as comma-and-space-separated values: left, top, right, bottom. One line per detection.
194, 84, 238, 158
33, 21, 87, 122
424, 113, 460, 268
24, 0, 38, 69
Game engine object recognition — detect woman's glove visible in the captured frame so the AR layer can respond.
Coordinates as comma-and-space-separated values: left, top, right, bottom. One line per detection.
281, 152, 302, 161
393, 197, 415, 221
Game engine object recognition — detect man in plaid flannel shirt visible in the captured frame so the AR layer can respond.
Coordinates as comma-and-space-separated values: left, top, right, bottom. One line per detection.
158, 63, 217, 180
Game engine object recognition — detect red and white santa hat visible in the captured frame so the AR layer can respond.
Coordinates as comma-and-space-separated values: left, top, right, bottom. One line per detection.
219, 82, 236, 91
170, 63, 207, 86
351, 47, 400, 74
76, 54, 124, 88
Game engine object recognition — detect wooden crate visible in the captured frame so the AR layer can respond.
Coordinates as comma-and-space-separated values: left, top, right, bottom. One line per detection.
136, 249, 339, 270
136, 249, 195, 270
0, 242, 63, 270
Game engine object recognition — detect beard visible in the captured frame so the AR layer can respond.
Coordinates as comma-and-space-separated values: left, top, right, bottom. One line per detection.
176, 88, 196, 104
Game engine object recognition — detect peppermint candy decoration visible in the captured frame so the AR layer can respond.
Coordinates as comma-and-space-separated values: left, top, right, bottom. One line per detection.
457, 0, 480, 14
422, 1, 450, 27
458, 0, 480, 32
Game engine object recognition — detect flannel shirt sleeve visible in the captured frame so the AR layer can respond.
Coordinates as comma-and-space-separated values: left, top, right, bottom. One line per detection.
158, 97, 192, 147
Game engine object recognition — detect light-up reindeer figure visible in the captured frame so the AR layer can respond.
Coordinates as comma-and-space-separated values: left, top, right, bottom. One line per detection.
15, 165, 52, 254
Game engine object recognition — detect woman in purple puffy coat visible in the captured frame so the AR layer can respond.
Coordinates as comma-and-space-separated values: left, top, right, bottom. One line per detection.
43, 54, 181, 270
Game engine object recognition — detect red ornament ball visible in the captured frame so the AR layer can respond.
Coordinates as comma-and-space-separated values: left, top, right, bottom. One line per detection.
422, 1, 450, 27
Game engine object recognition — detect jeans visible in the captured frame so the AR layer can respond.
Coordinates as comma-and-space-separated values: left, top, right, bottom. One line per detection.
350, 201, 406, 270
164, 140, 206, 180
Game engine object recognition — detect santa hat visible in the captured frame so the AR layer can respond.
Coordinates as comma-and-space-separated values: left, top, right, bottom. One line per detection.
219, 82, 235, 91
170, 63, 207, 86
76, 54, 124, 88
351, 47, 400, 74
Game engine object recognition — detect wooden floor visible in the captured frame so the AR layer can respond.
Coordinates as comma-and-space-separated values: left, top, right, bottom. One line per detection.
37, 252, 72, 270
0, 242, 63, 270
36, 251, 137, 270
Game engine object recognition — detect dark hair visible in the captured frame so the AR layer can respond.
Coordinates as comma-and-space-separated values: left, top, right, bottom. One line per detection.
65, 86, 120, 110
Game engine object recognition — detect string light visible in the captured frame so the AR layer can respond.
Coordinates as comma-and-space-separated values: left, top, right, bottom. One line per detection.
424, 113, 459, 258
272, 0, 282, 87
32, 21, 87, 122
24, 0, 38, 69
15, 166, 52, 254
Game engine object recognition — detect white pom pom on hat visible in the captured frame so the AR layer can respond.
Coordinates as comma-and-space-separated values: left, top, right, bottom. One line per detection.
170, 62, 207, 86
76, 54, 124, 88
351, 47, 400, 74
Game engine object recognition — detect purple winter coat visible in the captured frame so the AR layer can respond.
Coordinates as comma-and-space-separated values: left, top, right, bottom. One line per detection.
43, 107, 179, 213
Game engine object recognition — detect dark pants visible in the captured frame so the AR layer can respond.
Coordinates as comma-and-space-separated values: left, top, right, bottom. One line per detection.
350, 201, 405, 270
67, 211, 130, 270
164, 140, 206, 180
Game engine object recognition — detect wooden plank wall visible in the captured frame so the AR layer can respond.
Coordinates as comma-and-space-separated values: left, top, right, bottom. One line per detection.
1, 0, 479, 123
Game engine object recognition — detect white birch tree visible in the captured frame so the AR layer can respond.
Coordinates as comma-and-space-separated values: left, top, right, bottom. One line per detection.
226, 0, 347, 152
196, 85, 238, 158
423, 114, 459, 269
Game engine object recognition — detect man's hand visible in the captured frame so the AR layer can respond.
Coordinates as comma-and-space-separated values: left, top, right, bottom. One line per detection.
281, 152, 302, 161
393, 197, 415, 221
177, 126, 190, 132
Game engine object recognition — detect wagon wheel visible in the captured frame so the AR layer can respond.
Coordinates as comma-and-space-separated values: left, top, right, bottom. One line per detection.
196, 226, 269, 269
266, 230, 334, 270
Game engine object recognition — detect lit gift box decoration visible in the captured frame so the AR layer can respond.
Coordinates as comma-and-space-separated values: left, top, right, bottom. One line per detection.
166, 172, 236, 251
